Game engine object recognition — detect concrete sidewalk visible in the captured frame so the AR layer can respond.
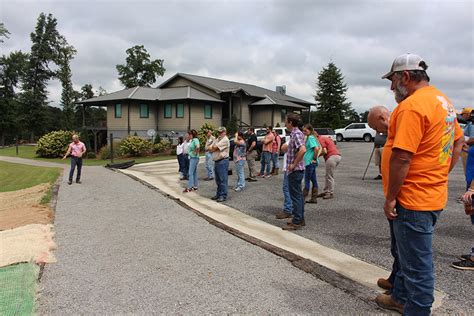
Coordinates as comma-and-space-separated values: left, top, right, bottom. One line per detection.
0, 156, 67, 168
38, 166, 381, 314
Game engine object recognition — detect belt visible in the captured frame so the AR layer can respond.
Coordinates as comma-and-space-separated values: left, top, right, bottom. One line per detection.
214, 157, 229, 162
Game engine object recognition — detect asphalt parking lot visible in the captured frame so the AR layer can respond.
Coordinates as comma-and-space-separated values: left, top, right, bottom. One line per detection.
192, 141, 473, 313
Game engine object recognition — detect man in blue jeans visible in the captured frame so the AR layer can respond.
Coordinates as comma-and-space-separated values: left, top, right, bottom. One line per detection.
378, 54, 464, 315
62, 134, 87, 185
275, 141, 293, 219
282, 113, 306, 230
209, 127, 230, 203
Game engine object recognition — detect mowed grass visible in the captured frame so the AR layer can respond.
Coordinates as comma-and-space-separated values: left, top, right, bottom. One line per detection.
0, 145, 175, 166
0, 161, 61, 192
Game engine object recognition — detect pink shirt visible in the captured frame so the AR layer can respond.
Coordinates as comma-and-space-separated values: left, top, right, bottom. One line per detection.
262, 133, 274, 152
317, 136, 340, 161
69, 141, 86, 157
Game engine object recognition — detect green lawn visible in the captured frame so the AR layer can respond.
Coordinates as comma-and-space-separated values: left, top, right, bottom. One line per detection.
0, 161, 61, 192
0, 145, 175, 166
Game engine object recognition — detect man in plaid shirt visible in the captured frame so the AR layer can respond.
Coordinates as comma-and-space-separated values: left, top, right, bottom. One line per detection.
283, 113, 307, 230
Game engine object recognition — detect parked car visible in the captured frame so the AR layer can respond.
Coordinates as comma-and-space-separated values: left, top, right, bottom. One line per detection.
334, 123, 376, 142
314, 127, 337, 144
254, 127, 290, 145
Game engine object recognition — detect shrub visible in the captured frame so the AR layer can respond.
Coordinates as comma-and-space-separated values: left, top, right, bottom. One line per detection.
119, 136, 153, 157
98, 141, 123, 160
152, 139, 171, 154
198, 123, 217, 147
36, 130, 80, 158
153, 134, 162, 144
86, 152, 96, 159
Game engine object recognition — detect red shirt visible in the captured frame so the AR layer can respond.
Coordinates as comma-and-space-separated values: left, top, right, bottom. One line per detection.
317, 136, 340, 161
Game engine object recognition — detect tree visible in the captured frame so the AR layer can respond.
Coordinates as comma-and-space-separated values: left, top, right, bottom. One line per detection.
116, 45, 166, 88
20, 13, 73, 141
313, 62, 354, 129
57, 44, 77, 130
0, 23, 10, 43
360, 110, 369, 123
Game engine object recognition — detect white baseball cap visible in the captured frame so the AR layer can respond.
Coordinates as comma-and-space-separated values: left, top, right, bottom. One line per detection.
382, 53, 426, 79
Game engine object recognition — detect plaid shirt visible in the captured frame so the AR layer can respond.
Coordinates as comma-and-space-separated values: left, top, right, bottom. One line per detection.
286, 127, 305, 173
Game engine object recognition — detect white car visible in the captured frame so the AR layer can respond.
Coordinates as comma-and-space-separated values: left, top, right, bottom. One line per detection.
335, 123, 376, 142
254, 127, 290, 144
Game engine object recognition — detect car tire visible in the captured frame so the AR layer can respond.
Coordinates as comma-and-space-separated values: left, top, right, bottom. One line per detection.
336, 134, 344, 142
363, 133, 373, 142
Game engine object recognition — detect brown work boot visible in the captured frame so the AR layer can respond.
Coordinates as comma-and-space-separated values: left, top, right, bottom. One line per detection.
274, 168, 279, 175
307, 188, 318, 204
375, 293, 404, 314
377, 278, 393, 290
282, 220, 305, 230
303, 188, 309, 198
275, 211, 292, 219
323, 192, 334, 199
271, 167, 275, 175
317, 191, 326, 198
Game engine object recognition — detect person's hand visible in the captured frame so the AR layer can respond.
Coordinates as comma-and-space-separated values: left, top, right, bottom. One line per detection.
77, 153, 82, 158
462, 190, 474, 204
62, 156, 66, 160
288, 163, 294, 171
383, 198, 397, 220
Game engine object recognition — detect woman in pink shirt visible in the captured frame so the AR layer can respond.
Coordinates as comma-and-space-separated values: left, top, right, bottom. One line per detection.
315, 132, 341, 199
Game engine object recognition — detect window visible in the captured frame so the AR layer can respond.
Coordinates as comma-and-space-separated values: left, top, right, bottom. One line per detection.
176, 103, 184, 118
114, 104, 122, 118
281, 108, 287, 122
204, 104, 212, 119
164, 104, 172, 118
139, 104, 149, 118
346, 124, 355, 130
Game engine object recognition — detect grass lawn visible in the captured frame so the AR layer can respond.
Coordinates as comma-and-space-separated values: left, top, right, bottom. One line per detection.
0, 145, 175, 166
0, 161, 61, 193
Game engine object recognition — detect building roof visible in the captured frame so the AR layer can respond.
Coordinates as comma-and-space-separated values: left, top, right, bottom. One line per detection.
80, 86, 223, 105
249, 95, 307, 109
159, 73, 314, 107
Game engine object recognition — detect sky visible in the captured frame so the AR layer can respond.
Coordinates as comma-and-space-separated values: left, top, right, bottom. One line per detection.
1, 0, 473, 113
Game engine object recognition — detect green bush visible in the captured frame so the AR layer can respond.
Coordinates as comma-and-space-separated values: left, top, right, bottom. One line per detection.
98, 141, 123, 160
198, 123, 217, 148
86, 152, 96, 159
153, 134, 162, 144
119, 136, 153, 157
152, 139, 171, 154
36, 130, 80, 158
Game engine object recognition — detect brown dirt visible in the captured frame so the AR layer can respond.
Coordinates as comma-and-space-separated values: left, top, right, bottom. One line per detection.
0, 183, 54, 231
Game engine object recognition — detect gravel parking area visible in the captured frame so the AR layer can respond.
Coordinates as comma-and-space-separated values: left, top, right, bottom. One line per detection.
193, 141, 473, 313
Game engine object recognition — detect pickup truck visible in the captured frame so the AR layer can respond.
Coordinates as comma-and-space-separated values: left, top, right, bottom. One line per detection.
335, 123, 376, 142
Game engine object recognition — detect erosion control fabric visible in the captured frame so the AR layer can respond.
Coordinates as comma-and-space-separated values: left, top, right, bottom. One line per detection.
0, 263, 39, 315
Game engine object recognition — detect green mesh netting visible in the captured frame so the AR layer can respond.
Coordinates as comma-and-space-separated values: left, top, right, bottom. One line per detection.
0, 263, 39, 316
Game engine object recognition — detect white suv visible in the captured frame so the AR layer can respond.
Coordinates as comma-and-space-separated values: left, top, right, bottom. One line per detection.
335, 123, 376, 142
254, 127, 290, 144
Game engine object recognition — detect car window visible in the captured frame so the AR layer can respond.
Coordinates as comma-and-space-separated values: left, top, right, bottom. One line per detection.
316, 128, 328, 135
358, 124, 367, 129
275, 129, 283, 135
327, 129, 335, 135
256, 130, 267, 137
346, 124, 355, 130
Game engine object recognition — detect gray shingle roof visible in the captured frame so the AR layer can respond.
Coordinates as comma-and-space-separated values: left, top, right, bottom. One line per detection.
250, 95, 307, 109
160, 73, 313, 106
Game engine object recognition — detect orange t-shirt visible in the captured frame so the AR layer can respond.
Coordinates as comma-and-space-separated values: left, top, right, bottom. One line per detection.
381, 86, 463, 211
262, 132, 274, 152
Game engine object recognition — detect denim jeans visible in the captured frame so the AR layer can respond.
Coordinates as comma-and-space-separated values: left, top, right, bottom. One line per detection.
288, 170, 304, 224
392, 204, 441, 316
271, 153, 280, 169
205, 152, 214, 178
282, 172, 293, 214
214, 158, 229, 199
177, 154, 184, 173
69, 157, 83, 182
387, 219, 400, 287
187, 157, 199, 188
235, 160, 246, 189
304, 163, 318, 191
260, 151, 272, 175
182, 154, 189, 178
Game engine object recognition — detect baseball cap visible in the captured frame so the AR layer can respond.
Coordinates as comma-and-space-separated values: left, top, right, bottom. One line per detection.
382, 53, 426, 79
462, 107, 473, 114
217, 126, 227, 133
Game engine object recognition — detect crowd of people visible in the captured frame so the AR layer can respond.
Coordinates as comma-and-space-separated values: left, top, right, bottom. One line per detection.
173, 53, 472, 315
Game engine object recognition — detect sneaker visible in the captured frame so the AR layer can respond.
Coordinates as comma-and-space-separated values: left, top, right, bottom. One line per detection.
192, 187, 198, 191
375, 293, 404, 314
282, 221, 305, 230
76, 180, 82, 184
234, 187, 242, 192
264, 174, 272, 178
373, 175, 382, 180
183, 188, 192, 193
377, 278, 393, 290
211, 196, 219, 200
67, 180, 72, 185
275, 211, 292, 219
248, 178, 258, 182
216, 197, 226, 203
451, 260, 474, 271
459, 254, 473, 261
245, 177, 251, 181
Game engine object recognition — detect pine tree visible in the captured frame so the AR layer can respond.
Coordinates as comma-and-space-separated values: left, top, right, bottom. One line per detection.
313, 62, 354, 129
57, 44, 77, 130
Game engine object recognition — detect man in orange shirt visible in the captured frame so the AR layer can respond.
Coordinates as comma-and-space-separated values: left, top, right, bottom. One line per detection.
259, 126, 275, 178
375, 54, 464, 315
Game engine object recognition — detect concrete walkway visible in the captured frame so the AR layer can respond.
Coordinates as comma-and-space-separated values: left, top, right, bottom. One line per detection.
0, 156, 67, 168
37, 166, 381, 314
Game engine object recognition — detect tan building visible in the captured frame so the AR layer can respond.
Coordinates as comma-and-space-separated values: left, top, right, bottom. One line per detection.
81, 73, 313, 139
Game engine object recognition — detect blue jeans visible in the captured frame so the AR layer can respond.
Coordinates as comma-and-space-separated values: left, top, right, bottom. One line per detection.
235, 160, 245, 189
392, 204, 441, 316
214, 158, 229, 199
182, 154, 189, 178
205, 152, 214, 178
187, 157, 199, 188
288, 170, 304, 224
69, 157, 83, 182
304, 163, 317, 191
271, 153, 280, 169
282, 172, 293, 214
177, 154, 184, 173
387, 219, 400, 287
260, 151, 272, 175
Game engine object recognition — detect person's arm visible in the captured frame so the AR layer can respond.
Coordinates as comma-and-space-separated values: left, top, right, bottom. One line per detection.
248, 140, 256, 152
80, 143, 86, 157
449, 136, 464, 172
62, 144, 71, 160
289, 145, 306, 171
384, 148, 413, 219
462, 179, 474, 204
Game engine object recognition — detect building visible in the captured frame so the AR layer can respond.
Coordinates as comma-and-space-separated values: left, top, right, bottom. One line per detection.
80, 73, 313, 139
